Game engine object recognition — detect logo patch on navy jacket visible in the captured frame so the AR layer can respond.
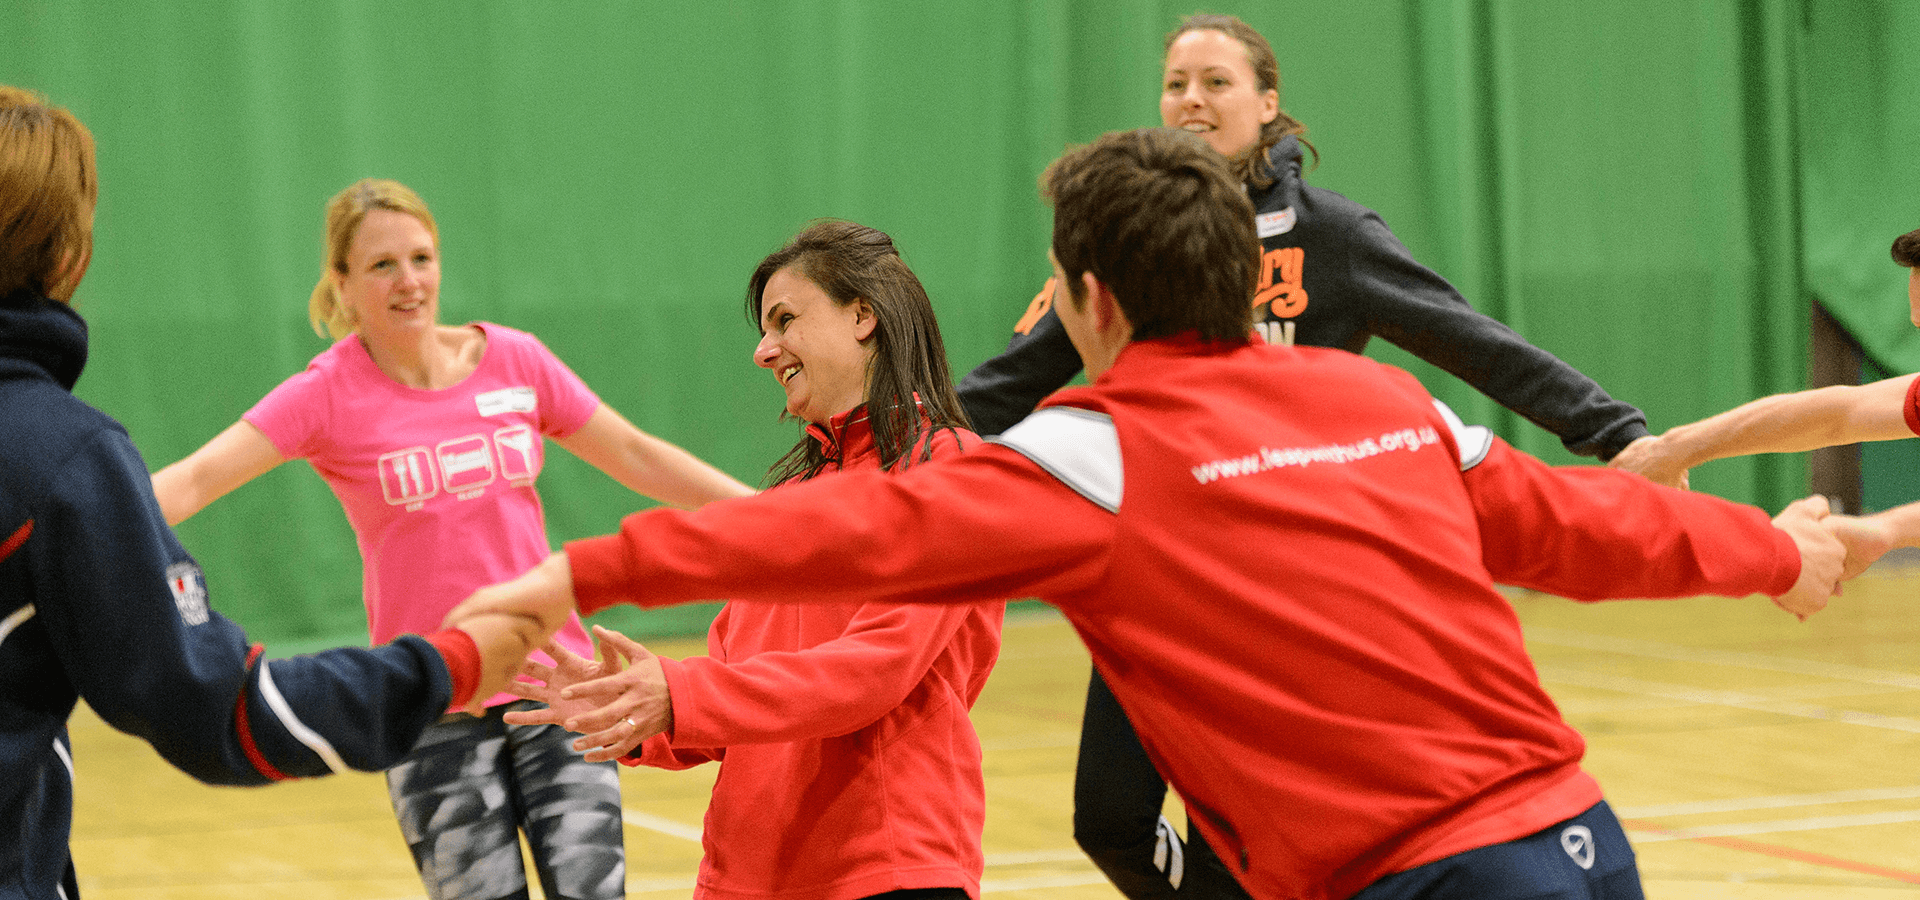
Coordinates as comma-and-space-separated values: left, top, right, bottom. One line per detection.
165, 562, 210, 626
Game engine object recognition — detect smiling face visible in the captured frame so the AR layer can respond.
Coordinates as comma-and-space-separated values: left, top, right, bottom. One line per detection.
335, 208, 440, 340
753, 266, 876, 427
1159, 28, 1279, 159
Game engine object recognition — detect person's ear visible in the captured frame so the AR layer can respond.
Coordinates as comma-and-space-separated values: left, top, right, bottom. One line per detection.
1080, 271, 1117, 332
851, 299, 878, 341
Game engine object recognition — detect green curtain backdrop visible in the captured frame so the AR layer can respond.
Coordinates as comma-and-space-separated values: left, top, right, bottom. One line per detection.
3, 0, 1911, 647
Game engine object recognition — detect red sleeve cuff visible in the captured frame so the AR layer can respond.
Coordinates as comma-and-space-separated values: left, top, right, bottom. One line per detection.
1763, 519, 1803, 597
425, 629, 481, 709
565, 533, 632, 617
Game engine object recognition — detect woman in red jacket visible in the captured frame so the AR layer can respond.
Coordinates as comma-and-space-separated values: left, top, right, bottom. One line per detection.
509, 220, 1003, 900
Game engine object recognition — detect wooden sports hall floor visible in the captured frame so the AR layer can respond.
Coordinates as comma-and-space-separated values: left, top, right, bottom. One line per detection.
68, 560, 1920, 899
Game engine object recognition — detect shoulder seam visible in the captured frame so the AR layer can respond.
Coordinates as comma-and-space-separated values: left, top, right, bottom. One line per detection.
989, 407, 1122, 513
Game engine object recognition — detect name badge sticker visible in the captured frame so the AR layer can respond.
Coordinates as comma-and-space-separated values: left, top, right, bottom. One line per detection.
1256, 206, 1297, 238
475, 386, 537, 417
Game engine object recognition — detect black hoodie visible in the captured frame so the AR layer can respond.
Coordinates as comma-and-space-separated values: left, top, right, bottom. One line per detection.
957, 136, 1648, 460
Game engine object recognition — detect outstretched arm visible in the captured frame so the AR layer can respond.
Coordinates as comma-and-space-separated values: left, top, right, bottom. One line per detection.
1610, 374, 1920, 488
1824, 499, 1920, 579
556, 405, 754, 508
1464, 438, 1834, 611
506, 627, 674, 762
150, 421, 287, 526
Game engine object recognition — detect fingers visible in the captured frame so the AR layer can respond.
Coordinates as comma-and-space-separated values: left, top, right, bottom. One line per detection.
573, 714, 652, 763
592, 624, 652, 666
501, 702, 567, 727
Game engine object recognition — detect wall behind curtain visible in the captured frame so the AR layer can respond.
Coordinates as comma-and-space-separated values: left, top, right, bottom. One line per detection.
3, 0, 1906, 647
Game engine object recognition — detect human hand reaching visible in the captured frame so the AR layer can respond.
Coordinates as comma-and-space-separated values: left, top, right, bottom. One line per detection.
505, 625, 671, 762
449, 612, 545, 715
1824, 512, 1897, 580
443, 552, 576, 650
1607, 434, 1690, 490
1768, 495, 1843, 620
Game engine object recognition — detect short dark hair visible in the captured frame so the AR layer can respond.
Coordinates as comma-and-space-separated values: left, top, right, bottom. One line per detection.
1892, 229, 1920, 268
1044, 128, 1258, 342
746, 220, 970, 486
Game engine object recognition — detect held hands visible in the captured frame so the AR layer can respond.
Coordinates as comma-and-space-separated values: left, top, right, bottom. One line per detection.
443, 552, 577, 651
1608, 434, 1690, 490
1768, 495, 1853, 620
1825, 511, 1896, 580
503, 625, 673, 762
449, 612, 548, 714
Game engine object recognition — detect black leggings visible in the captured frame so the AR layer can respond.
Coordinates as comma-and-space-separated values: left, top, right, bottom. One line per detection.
1073, 667, 1254, 900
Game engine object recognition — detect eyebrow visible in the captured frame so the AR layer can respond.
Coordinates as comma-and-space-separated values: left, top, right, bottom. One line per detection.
760, 299, 790, 328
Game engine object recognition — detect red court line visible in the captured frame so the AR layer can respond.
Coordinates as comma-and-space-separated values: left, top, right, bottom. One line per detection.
1622, 818, 1920, 884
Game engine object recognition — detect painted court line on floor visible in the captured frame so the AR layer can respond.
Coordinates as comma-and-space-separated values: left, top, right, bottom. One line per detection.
622, 808, 702, 842
1623, 820, 1920, 885
1626, 808, 1920, 842
1616, 785, 1920, 818
1524, 626, 1920, 690
1535, 665, 1920, 734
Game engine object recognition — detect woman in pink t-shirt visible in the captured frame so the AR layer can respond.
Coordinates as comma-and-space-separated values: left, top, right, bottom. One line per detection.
151, 178, 753, 900
507, 221, 1004, 900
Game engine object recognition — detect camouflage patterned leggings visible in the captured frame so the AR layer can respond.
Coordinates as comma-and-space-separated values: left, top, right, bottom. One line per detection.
385, 700, 626, 900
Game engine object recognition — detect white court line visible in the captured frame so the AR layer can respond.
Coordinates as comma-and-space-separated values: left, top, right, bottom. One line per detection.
1627, 808, 1920, 843
1617, 785, 1920, 818
1524, 626, 1920, 690
1534, 666, 1920, 734
984, 849, 1094, 866
623, 809, 702, 842
622, 809, 1092, 871
983, 873, 1112, 892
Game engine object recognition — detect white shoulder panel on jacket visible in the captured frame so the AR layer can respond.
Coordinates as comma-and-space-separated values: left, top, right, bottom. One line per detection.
1432, 399, 1493, 471
990, 407, 1123, 513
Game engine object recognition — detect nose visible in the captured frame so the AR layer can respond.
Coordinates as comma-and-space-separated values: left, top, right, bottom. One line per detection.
753, 333, 780, 369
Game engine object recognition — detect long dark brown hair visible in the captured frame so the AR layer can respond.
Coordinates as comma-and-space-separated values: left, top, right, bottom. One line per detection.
1165, 13, 1318, 189
746, 220, 970, 486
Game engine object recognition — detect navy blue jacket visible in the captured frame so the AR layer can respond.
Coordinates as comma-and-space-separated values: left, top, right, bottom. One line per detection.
957, 136, 1649, 460
0, 296, 452, 900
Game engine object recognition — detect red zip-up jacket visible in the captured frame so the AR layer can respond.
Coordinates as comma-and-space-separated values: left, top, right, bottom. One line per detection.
571, 336, 1797, 900
626, 407, 1003, 900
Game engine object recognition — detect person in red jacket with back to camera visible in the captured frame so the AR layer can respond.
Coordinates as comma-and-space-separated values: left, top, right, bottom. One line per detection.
450, 129, 1875, 900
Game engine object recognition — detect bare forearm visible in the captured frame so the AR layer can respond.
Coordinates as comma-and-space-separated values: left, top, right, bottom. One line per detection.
1864, 500, 1920, 551
1661, 377, 1917, 469
618, 433, 755, 508
559, 406, 754, 509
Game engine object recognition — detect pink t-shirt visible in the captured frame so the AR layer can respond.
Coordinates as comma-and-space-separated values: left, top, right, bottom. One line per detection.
246, 322, 598, 705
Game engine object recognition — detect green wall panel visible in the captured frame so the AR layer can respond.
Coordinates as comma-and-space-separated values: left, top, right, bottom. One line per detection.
4, 0, 1910, 645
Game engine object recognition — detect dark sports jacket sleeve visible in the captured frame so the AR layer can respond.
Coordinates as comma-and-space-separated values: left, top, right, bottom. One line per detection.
955, 297, 1083, 437
26, 428, 450, 784
1343, 213, 1649, 460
